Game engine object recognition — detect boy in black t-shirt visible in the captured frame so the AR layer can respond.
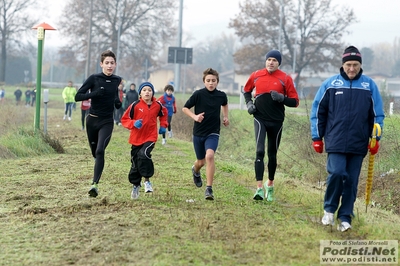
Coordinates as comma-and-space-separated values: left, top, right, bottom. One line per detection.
182, 68, 229, 200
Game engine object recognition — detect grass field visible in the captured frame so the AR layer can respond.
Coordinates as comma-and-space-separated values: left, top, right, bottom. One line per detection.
0, 92, 399, 265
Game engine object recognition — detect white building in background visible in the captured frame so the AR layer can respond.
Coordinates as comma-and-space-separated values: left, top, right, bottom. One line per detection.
386, 79, 400, 97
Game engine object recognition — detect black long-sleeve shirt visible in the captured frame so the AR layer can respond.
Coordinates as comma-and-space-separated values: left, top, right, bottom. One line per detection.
75, 72, 122, 119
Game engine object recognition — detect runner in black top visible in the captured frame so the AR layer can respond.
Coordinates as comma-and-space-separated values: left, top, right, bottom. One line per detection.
182, 68, 229, 200
75, 50, 122, 197
243, 50, 299, 202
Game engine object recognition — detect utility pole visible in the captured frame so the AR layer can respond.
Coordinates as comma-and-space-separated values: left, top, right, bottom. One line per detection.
278, 0, 284, 52
293, 1, 300, 74
116, 4, 122, 75
85, 0, 94, 79
174, 0, 183, 92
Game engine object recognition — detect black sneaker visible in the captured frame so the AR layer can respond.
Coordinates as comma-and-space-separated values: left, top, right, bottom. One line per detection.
88, 184, 98, 197
192, 165, 202, 187
205, 187, 214, 200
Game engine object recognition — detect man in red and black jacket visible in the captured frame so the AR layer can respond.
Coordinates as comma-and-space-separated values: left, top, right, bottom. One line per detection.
243, 49, 299, 202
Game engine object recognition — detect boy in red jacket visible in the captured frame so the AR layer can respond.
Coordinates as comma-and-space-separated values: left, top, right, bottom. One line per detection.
121, 82, 168, 199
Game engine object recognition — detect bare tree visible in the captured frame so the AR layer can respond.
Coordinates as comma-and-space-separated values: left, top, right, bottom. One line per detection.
58, 0, 177, 80
0, 0, 37, 82
391, 38, 400, 77
178, 33, 238, 91
370, 43, 395, 75
229, 0, 357, 85
192, 34, 237, 72
360, 47, 374, 72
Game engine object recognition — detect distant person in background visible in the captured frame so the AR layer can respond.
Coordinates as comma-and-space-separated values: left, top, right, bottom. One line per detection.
0, 87, 5, 103
14, 88, 22, 105
121, 84, 127, 112
73, 86, 78, 111
30, 88, 36, 107
74, 50, 122, 198
80, 96, 91, 130
62, 81, 77, 121
25, 89, 31, 106
114, 82, 124, 125
124, 83, 139, 108
182, 68, 229, 200
158, 84, 177, 145
310, 46, 385, 232
121, 82, 168, 199
243, 49, 299, 202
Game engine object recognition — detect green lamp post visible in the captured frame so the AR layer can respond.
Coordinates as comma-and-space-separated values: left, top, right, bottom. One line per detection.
31, 22, 56, 131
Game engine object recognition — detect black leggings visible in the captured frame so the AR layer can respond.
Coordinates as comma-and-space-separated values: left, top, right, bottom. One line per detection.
114, 107, 124, 123
81, 109, 88, 129
162, 116, 173, 138
128, 142, 155, 186
254, 118, 283, 181
86, 115, 114, 184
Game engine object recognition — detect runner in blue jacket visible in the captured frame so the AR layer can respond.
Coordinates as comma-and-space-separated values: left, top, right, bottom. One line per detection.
310, 46, 385, 232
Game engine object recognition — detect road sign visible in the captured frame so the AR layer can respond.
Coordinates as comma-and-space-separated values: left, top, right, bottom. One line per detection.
168, 47, 193, 64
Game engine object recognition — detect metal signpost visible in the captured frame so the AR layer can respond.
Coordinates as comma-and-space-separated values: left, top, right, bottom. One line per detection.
168, 47, 192, 93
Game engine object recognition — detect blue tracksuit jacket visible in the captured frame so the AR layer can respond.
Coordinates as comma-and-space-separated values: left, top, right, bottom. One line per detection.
310, 69, 385, 155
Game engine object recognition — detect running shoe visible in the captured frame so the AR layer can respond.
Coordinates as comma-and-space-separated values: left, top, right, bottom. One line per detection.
192, 165, 202, 187
264, 183, 274, 202
88, 184, 98, 198
253, 188, 264, 200
205, 187, 214, 200
321, 210, 335, 226
144, 181, 153, 193
337, 221, 352, 232
131, 185, 140, 199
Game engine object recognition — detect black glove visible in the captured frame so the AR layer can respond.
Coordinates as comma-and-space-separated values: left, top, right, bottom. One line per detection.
114, 100, 122, 109
246, 101, 256, 114
270, 90, 284, 103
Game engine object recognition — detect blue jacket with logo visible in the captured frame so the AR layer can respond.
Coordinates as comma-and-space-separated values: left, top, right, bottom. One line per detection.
310, 68, 385, 155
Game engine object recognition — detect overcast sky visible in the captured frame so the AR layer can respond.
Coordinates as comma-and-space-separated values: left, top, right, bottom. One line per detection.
41, 0, 400, 49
